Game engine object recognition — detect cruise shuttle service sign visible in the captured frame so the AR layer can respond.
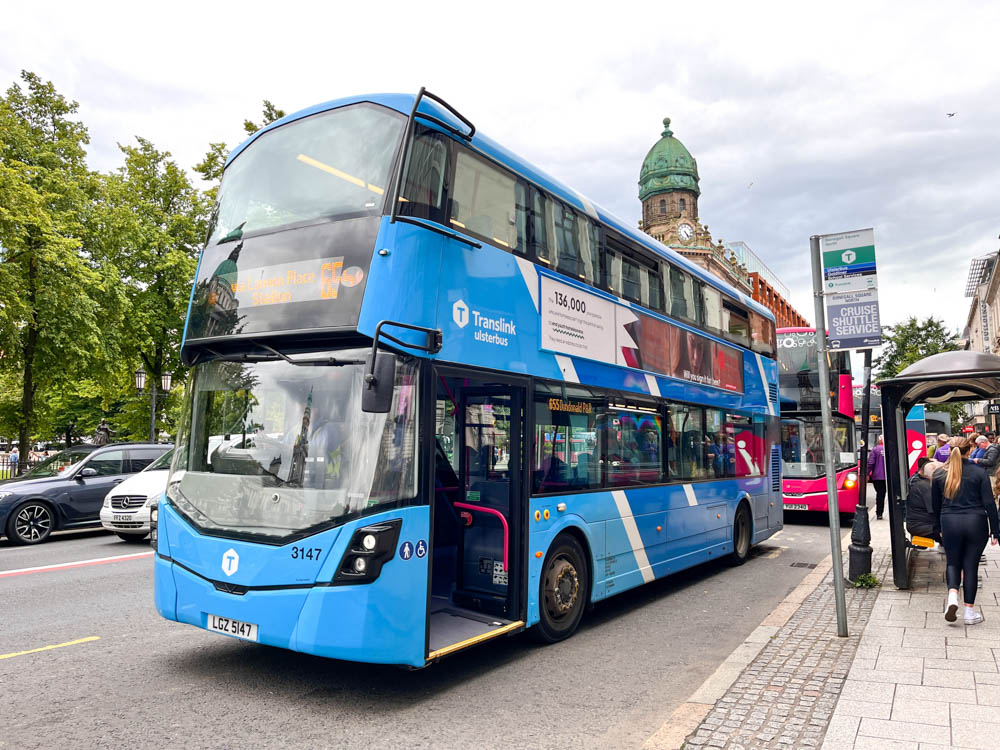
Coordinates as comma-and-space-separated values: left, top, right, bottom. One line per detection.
820, 227, 882, 351
540, 276, 615, 363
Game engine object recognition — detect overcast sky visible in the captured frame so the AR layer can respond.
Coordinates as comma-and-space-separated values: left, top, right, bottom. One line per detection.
4, 1, 999, 358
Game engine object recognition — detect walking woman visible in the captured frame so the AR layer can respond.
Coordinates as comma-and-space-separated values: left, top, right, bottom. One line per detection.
931, 437, 1000, 624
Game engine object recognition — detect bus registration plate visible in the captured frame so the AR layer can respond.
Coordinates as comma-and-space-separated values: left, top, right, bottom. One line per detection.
207, 614, 258, 641
783, 504, 809, 511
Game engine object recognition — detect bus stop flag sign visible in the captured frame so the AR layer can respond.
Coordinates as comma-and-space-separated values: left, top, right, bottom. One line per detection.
820, 228, 882, 351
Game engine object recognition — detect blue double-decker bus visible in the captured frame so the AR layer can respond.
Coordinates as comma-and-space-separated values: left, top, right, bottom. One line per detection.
154, 90, 782, 667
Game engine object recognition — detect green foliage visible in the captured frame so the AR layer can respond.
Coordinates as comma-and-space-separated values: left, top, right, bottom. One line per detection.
874, 316, 960, 380
852, 573, 881, 589
0, 71, 117, 454
1, 78, 285, 449
874, 316, 968, 427
243, 100, 286, 136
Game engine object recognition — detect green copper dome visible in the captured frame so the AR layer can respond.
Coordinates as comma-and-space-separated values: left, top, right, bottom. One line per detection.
638, 117, 700, 201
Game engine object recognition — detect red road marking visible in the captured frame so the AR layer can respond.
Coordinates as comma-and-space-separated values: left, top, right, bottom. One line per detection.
0, 551, 154, 579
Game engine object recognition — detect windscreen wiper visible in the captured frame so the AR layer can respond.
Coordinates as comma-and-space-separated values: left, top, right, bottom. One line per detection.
243, 341, 364, 367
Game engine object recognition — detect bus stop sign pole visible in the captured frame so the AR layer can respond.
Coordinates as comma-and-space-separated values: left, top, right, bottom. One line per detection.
810, 234, 849, 638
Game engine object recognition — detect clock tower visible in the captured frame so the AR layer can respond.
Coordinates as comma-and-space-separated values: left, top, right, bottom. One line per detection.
638, 117, 752, 295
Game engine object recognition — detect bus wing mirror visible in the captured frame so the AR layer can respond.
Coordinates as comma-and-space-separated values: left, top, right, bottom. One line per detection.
362, 352, 396, 413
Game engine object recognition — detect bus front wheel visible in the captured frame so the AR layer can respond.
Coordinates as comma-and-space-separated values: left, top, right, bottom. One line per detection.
534, 533, 589, 643
730, 503, 752, 566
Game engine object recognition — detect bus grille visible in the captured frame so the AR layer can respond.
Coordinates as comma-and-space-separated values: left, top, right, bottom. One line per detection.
111, 495, 146, 510
768, 383, 779, 404
770, 447, 781, 492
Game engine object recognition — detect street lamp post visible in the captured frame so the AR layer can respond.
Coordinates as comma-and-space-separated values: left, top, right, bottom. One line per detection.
134, 367, 172, 442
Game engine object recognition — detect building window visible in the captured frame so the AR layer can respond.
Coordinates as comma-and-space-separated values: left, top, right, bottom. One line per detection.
679, 197, 686, 213
659, 199, 666, 214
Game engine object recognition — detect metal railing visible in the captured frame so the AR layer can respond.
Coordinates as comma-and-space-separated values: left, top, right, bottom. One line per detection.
0, 457, 42, 480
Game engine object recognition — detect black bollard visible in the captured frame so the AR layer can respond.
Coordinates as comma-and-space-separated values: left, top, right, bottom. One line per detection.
849, 349, 874, 581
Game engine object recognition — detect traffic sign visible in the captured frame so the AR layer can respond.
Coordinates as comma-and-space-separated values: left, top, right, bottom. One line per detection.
820, 228, 877, 293
826, 288, 882, 351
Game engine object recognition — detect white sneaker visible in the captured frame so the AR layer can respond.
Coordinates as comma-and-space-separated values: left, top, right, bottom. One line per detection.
946, 591, 959, 622
965, 610, 984, 625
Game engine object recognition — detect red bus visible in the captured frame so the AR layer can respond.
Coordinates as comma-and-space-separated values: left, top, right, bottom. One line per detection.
777, 328, 859, 516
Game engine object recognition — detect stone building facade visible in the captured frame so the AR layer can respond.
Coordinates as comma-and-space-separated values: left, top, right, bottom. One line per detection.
638, 118, 808, 327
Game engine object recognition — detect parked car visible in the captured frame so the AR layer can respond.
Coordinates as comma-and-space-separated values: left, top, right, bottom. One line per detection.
0, 442, 172, 545
100, 448, 173, 542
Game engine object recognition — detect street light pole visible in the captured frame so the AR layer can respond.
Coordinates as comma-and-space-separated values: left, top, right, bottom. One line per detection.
135, 366, 171, 443
149, 376, 158, 443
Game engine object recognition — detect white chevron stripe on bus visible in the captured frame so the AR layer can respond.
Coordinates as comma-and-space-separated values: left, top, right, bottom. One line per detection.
611, 490, 654, 584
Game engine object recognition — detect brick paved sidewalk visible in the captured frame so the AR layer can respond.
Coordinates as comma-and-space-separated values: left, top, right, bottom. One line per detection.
674, 512, 1000, 750
822, 530, 1000, 749
679, 527, 889, 750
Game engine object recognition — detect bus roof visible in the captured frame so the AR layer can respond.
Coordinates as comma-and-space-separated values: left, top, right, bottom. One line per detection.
227, 93, 775, 324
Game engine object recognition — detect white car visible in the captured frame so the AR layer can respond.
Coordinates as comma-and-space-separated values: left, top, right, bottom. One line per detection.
100, 448, 173, 542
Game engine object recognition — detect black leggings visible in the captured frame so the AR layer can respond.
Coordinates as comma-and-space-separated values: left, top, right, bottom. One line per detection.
941, 513, 989, 604
872, 479, 887, 516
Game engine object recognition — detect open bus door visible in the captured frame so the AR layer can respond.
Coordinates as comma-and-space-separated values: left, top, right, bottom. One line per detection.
428, 370, 526, 660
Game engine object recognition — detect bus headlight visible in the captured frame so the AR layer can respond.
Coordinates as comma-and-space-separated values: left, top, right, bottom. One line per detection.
333, 519, 402, 585
844, 472, 858, 490
150, 503, 159, 547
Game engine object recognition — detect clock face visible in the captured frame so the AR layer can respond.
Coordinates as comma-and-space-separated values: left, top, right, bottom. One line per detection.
678, 223, 694, 241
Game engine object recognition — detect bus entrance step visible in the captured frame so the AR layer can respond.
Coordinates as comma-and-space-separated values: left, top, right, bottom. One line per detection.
428, 599, 518, 658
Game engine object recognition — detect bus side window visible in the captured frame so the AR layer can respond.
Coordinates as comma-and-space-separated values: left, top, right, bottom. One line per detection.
722, 300, 751, 347
399, 131, 447, 223
450, 149, 519, 251
669, 267, 697, 324
514, 182, 529, 256
667, 403, 707, 479
701, 284, 723, 335
531, 189, 553, 264
750, 313, 776, 357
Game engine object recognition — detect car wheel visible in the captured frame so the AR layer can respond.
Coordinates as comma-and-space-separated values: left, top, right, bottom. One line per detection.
8, 501, 55, 545
533, 533, 589, 643
730, 503, 752, 566
117, 533, 149, 543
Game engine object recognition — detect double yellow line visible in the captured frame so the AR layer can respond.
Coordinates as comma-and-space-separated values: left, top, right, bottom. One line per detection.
0, 636, 100, 661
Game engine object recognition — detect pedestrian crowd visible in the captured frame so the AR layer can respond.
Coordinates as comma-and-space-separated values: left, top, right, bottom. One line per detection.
871, 430, 1000, 628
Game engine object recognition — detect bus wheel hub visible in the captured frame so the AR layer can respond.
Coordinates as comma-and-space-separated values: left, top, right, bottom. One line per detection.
546, 559, 579, 615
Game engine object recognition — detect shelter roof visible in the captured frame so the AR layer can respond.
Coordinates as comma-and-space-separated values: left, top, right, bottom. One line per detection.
877, 350, 1000, 405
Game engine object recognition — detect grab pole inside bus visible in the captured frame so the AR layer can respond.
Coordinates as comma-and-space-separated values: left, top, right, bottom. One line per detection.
809, 234, 849, 637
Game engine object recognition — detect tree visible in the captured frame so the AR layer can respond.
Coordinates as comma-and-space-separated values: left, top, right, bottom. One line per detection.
0, 71, 116, 464
874, 316, 960, 380
874, 316, 967, 427
88, 137, 209, 440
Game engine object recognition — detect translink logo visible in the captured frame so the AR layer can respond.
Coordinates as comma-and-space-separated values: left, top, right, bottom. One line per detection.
221, 548, 239, 577
452, 297, 516, 348
452, 299, 469, 328
841, 250, 856, 264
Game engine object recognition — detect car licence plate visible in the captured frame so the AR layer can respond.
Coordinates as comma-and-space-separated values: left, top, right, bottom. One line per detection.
112, 513, 136, 522
207, 614, 258, 641
784, 503, 809, 511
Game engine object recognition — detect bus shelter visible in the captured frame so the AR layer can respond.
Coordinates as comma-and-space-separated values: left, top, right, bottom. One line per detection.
877, 350, 1000, 588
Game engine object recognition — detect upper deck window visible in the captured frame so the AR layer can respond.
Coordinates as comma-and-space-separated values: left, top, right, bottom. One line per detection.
449, 150, 519, 250
208, 103, 404, 245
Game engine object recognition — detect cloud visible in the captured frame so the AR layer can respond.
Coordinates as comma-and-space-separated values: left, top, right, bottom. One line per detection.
3, 0, 999, 347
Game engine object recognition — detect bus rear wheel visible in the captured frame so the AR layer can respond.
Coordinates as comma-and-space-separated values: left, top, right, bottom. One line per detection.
730, 503, 752, 566
534, 533, 589, 643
